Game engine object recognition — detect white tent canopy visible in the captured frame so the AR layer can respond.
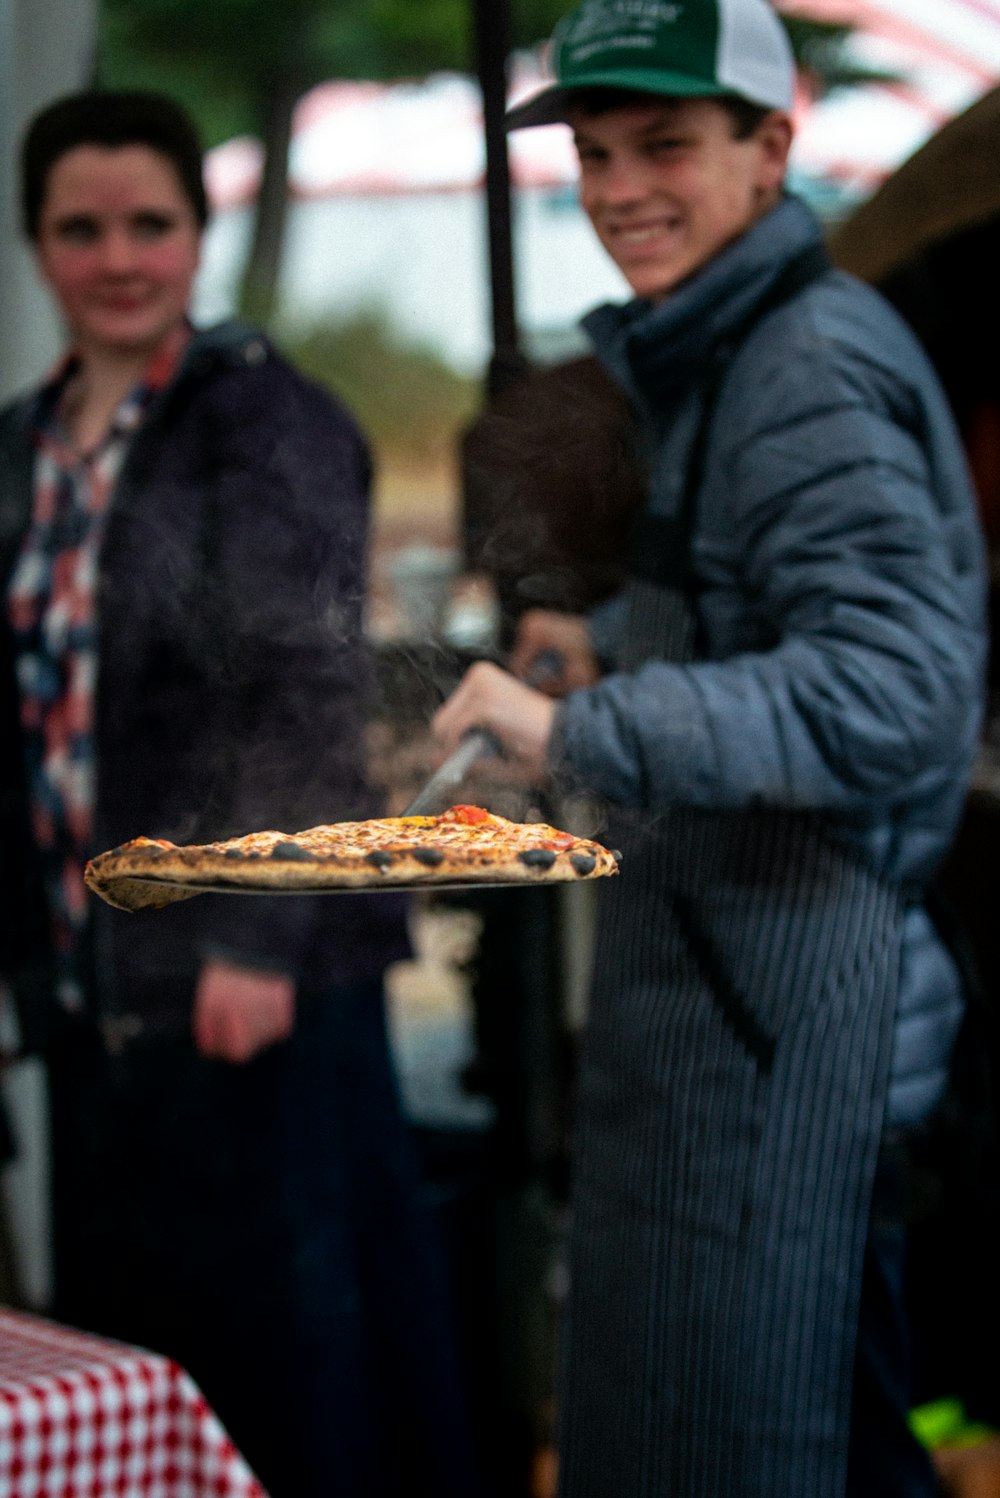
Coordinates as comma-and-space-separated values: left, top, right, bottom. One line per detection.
787, 0, 1000, 201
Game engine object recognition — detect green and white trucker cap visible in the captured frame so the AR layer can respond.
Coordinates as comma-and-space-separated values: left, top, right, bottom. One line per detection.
505, 0, 795, 129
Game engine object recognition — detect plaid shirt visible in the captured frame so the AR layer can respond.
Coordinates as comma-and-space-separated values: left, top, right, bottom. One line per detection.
6, 326, 191, 1009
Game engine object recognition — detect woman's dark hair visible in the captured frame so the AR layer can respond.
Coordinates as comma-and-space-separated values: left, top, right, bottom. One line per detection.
22, 90, 208, 239
565, 87, 773, 140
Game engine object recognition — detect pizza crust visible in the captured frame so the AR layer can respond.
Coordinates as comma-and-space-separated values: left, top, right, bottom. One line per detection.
84, 809, 620, 912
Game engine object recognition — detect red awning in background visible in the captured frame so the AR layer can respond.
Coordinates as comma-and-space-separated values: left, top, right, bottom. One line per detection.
203, 0, 1000, 212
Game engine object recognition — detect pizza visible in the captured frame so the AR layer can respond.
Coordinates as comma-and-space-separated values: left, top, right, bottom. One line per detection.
84, 803, 621, 912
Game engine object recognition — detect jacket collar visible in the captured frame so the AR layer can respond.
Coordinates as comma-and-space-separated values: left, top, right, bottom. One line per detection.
176, 319, 271, 375
0, 321, 272, 580
583, 194, 823, 409
6, 320, 270, 434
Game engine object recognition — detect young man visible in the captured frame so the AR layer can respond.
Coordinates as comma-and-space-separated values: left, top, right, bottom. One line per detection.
433, 1, 987, 1493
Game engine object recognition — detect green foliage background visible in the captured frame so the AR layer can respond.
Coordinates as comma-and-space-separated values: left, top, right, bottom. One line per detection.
98, 0, 882, 147
280, 314, 479, 464
98, 0, 570, 147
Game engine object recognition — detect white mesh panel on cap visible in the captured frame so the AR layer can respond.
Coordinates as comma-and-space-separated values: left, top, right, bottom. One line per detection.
716, 0, 795, 109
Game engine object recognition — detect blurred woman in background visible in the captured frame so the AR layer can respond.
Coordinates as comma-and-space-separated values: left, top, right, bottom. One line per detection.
0, 90, 479, 1498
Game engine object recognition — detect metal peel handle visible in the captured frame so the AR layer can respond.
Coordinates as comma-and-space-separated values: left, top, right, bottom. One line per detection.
402, 648, 565, 817
403, 727, 502, 816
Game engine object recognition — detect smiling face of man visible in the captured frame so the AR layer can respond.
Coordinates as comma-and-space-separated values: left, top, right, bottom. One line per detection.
569, 95, 792, 301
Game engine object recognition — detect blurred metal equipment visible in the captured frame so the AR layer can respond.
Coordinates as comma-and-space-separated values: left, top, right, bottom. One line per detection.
463, 15, 593, 1490
829, 84, 1000, 285
832, 79, 1000, 1440
472, 0, 528, 399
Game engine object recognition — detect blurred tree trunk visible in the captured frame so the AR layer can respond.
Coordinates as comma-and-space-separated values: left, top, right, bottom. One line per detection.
238, 67, 302, 325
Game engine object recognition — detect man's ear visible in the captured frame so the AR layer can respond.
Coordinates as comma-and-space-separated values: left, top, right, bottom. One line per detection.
755, 110, 793, 193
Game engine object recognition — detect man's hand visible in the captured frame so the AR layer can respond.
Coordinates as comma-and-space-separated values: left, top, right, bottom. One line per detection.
193, 959, 295, 1064
509, 610, 601, 696
432, 661, 557, 786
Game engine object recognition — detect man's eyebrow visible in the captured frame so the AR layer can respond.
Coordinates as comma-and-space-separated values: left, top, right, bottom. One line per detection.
635, 114, 687, 134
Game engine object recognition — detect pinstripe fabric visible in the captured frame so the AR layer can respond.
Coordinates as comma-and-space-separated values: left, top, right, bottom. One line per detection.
557, 580, 903, 1496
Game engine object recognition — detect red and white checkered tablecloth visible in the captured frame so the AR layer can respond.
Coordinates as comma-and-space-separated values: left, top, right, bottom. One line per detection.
0, 1309, 268, 1497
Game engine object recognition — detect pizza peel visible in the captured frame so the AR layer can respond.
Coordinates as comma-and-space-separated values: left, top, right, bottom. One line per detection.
83, 650, 609, 910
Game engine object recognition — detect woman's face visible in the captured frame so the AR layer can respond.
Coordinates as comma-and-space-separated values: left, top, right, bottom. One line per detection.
34, 143, 202, 361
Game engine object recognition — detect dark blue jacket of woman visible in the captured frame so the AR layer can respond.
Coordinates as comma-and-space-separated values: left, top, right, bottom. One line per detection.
0, 321, 407, 1045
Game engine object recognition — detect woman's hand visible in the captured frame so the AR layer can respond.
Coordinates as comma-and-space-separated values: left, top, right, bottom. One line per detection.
432, 661, 557, 786
509, 610, 601, 696
193, 959, 295, 1064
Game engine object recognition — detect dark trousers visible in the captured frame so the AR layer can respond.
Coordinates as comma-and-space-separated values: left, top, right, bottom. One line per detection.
49, 980, 481, 1498
847, 1153, 942, 1498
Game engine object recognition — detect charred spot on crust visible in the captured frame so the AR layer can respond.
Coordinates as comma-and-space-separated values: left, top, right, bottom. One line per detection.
223, 847, 245, 860
270, 841, 312, 861
570, 853, 596, 876
611, 849, 623, 864
520, 848, 557, 870
413, 847, 445, 867
367, 850, 395, 870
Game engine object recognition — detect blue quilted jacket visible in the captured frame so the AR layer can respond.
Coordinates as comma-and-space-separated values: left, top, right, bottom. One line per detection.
556, 195, 988, 1127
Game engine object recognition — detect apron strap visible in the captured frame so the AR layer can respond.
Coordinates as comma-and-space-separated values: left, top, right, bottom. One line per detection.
628, 242, 831, 590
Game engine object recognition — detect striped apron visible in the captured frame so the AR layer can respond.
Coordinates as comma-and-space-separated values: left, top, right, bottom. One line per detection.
557, 259, 905, 1498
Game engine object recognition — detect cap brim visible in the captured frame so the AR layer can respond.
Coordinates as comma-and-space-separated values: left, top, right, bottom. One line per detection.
505, 85, 574, 131
504, 70, 731, 132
